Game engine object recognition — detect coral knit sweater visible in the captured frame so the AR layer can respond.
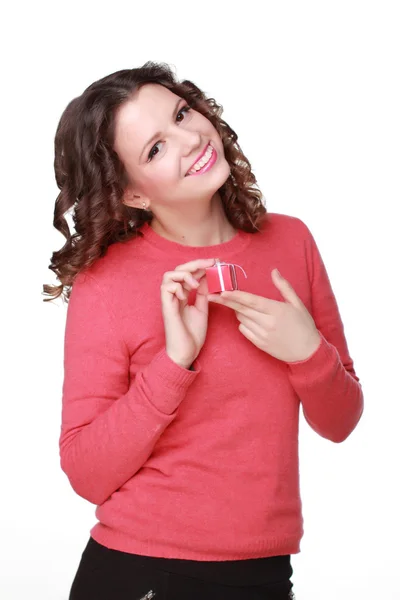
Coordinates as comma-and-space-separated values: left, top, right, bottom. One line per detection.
60, 212, 363, 561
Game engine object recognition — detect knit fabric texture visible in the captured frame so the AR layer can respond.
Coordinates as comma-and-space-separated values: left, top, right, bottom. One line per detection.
59, 212, 363, 560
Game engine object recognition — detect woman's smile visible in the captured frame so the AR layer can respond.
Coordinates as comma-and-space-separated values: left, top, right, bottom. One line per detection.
186, 143, 217, 177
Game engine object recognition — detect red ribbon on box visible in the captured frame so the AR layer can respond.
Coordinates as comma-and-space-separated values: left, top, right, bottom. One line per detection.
205, 259, 248, 293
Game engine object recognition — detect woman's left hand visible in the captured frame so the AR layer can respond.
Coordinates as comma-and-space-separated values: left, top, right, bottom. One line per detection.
207, 268, 322, 363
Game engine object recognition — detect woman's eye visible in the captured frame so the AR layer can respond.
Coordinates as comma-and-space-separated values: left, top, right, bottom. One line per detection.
147, 105, 191, 162
148, 143, 161, 161
176, 105, 191, 122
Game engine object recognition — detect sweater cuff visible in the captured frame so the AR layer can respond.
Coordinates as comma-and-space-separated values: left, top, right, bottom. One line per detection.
285, 331, 340, 383
154, 347, 200, 383
142, 347, 201, 414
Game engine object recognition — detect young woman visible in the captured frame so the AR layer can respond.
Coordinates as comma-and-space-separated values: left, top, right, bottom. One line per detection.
44, 61, 363, 600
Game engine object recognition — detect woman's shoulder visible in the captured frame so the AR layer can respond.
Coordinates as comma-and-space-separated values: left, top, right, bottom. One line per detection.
263, 210, 308, 226
73, 232, 148, 290
259, 211, 313, 240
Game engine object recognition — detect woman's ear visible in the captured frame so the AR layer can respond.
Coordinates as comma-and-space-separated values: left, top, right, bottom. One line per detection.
122, 187, 150, 210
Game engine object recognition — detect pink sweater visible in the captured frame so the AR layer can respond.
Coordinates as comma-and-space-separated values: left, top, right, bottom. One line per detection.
60, 212, 363, 560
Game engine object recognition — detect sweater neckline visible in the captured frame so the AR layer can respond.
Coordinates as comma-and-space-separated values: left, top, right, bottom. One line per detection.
140, 221, 252, 258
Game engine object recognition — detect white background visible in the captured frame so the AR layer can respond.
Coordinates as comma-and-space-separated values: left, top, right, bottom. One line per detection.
1, 1, 399, 599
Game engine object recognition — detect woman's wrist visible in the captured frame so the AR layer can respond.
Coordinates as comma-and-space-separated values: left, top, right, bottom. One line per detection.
166, 350, 196, 371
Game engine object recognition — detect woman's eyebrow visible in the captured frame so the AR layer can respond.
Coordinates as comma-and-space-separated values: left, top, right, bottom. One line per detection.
139, 98, 183, 161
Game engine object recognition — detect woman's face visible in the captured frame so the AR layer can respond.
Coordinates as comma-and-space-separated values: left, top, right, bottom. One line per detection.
113, 83, 231, 210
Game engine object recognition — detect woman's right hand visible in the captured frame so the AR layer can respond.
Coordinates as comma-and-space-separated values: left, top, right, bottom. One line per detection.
161, 258, 217, 369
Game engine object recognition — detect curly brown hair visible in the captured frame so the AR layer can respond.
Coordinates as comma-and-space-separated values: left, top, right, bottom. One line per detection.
43, 61, 267, 303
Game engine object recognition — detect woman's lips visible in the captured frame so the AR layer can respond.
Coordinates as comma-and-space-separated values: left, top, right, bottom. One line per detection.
186, 144, 217, 177
187, 143, 210, 172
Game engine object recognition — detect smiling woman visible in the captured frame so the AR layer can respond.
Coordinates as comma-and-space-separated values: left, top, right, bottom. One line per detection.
43, 62, 265, 303
113, 83, 232, 227
44, 61, 362, 600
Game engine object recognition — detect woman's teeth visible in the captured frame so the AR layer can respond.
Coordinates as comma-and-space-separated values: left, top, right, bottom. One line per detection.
187, 144, 213, 175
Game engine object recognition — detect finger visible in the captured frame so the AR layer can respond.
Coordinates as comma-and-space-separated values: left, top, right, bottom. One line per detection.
217, 290, 278, 314
175, 284, 187, 302
192, 268, 206, 282
208, 295, 260, 317
162, 281, 186, 301
162, 270, 200, 290
272, 270, 304, 308
235, 311, 266, 337
194, 287, 209, 314
238, 322, 260, 345
161, 274, 199, 306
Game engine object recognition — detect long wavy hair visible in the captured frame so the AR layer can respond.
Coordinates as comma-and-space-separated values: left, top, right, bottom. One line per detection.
43, 61, 267, 303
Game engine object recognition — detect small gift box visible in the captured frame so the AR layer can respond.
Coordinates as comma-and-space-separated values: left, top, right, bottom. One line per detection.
206, 259, 247, 293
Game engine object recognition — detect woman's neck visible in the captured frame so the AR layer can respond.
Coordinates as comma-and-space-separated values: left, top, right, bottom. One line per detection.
149, 195, 237, 248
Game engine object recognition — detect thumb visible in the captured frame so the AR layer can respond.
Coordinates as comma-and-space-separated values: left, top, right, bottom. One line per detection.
271, 268, 301, 306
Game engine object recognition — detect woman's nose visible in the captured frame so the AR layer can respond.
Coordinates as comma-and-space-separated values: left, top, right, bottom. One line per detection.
176, 129, 202, 155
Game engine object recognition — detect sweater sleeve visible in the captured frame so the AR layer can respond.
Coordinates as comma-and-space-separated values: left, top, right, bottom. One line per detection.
285, 222, 364, 443
59, 272, 200, 505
